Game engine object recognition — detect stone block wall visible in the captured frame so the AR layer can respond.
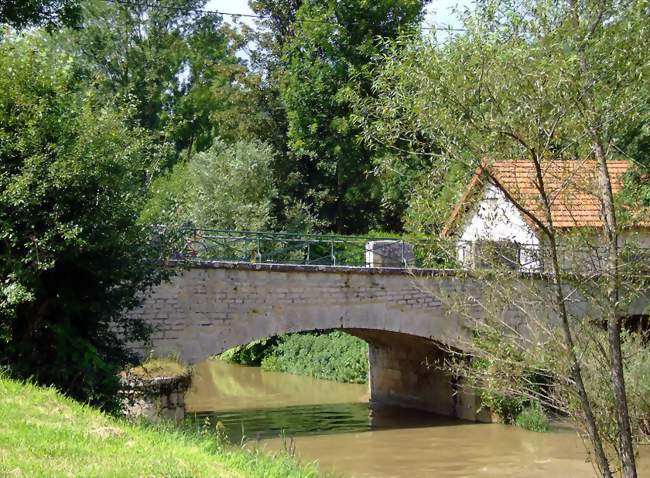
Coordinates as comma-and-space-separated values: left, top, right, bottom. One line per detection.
124, 262, 561, 422
121, 374, 191, 422
126, 262, 487, 364
352, 329, 492, 422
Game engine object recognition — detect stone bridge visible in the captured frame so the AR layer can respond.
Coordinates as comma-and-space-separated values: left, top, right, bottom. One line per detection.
129, 233, 650, 421
126, 259, 648, 422
126, 261, 532, 422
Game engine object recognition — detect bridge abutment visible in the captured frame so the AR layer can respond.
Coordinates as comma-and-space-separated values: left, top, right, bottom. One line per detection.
351, 329, 492, 422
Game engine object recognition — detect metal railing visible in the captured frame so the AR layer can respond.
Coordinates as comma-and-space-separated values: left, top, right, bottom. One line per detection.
168, 228, 650, 273
171, 229, 456, 269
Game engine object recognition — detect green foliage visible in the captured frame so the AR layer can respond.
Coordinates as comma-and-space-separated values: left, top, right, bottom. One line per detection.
261, 331, 369, 384
479, 388, 526, 424
353, 0, 650, 234
610, 331, 650, 441
470, 340, 541, 425
142, 139, 277, 231
0, 36, 168, 410
221, 331, 369, 384
275, 0, 430, 233
220, 337, 279, 367
515, 402, 550, 433
50, 0, 256, 162
0, 0, 81, 30
0, 375, 323, 477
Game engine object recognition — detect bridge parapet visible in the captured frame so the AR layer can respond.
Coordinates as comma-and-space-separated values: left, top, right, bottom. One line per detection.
174, 229, 451, 269
169, 229, 650, 276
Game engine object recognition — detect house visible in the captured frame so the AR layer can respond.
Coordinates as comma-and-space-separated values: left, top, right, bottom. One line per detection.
441, 159, 650, 271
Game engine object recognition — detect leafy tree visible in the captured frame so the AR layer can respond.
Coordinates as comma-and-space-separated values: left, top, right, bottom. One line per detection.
255, 0, 430, 233
354, 0, 650, 475
0, 0, 81, 30
142, 139, 277, 231
53, 0, 253, 161
0, 36, 168, 409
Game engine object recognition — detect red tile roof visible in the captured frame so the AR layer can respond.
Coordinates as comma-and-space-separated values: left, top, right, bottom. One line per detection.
441, 159, 647, 237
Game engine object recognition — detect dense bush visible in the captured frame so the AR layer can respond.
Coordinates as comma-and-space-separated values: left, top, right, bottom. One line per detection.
262, 331, 368, 383
221, 331, 369, 384
219, 337, 279, 367
0, 36, 168, 410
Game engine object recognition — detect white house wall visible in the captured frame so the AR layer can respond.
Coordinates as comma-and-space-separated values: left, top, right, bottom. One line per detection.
453, 182, 649, 273
457, 183, 540, 269
459, 183, 538, 244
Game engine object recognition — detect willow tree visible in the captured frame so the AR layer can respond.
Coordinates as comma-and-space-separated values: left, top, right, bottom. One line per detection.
353, 1, 650, 476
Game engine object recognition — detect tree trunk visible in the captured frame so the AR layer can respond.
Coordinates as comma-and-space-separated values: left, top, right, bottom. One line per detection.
567, 0, 638, 468
547, 235, 613, 478
593, 141, 637, 478
528, 157, 614, 477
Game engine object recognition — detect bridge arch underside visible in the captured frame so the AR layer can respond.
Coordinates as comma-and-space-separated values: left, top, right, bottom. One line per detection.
128, 264, 500, 422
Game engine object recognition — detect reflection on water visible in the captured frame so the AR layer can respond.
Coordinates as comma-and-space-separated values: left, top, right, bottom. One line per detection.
185, 360, 649, 478
186, 360, 368, 412
188, 401, 466, 443
190, 403, 372, 442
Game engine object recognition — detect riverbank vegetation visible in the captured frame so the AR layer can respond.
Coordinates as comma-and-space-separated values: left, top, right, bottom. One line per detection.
0, 374, 322, 478
0, 34, 172, 411
0, 0, 431, 411
126, 357, 191, 380
221, 331, 369, 384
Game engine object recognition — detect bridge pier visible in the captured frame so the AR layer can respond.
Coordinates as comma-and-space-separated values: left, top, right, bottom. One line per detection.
351, 329, 492, 422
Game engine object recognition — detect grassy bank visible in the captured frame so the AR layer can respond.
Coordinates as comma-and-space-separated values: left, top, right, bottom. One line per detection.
221, 331, 368, 384
0, 376, 321, 478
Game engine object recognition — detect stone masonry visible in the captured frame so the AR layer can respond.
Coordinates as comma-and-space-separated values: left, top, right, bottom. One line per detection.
127, 262, 488, 363
126, 259, 648, 422
126, 261, 504, 421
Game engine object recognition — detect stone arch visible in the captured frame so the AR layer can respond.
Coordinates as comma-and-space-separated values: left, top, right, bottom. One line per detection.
126, 262, 495, 421
129, 262, 480, 364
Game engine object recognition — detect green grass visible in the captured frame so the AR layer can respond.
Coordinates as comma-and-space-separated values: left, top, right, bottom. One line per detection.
127, 357, 190, 379
0, 375, 323, 478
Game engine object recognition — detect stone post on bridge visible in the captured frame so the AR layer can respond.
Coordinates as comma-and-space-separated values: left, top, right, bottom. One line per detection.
365, 240, 415, 268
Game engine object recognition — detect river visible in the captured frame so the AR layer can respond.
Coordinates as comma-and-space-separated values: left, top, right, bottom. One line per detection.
185, 360, 649, 477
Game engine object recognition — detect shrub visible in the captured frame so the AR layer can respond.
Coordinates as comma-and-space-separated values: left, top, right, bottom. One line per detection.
515, 402, 550, 432
220, 338, 279, 367
0, 36, 168, 410
261, 331, 368, 383
220, 330, 369, 384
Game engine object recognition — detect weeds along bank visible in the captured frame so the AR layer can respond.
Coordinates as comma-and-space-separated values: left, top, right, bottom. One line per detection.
220, 331, 369, 384
0, 375, 322, 478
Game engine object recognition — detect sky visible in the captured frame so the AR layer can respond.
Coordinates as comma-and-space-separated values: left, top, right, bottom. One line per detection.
204, 0, 472, 32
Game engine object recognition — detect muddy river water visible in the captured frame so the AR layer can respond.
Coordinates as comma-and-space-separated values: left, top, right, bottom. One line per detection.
185, 360, 649, 478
